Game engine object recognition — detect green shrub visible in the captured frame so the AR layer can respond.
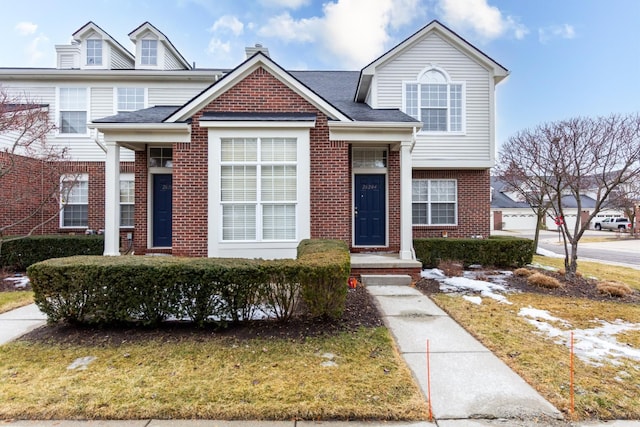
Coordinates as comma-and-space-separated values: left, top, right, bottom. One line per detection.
413, 236, 534, 268
1, 235, 104, 270
27, 239, 350, 326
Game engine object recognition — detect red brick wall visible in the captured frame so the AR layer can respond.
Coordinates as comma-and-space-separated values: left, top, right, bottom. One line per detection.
133, 151, 148, 254
171, 66, 353, 256
412, 169, 490, 239
0, 151, 133, 247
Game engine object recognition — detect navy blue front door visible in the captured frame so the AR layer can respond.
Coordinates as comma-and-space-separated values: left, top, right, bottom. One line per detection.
355, 174, 386, 246
153, 174, 172, 247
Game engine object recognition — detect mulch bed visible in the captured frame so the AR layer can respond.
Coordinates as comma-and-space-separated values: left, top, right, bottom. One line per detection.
15, 284, 384, 346
415, 267, 640, 304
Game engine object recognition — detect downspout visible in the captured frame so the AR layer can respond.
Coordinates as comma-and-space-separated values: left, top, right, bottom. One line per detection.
410, 126, 417, 153
92, 129, 107, 153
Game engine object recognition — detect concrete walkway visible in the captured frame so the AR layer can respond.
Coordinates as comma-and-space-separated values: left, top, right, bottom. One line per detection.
1, 293, 638, 426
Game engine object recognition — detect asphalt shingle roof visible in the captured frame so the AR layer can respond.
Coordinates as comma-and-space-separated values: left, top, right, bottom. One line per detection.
93, 106, 181, 123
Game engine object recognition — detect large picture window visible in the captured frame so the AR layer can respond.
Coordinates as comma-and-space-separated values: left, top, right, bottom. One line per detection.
412, 179, 457, 225
220, 137, 297, 241
404, 68, 464, 132
61, 174, 88, 228
59, 88, 87, 134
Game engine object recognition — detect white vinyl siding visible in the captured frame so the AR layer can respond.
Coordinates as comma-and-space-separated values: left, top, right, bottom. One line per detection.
374, 32, 492, 167
164, 50, 185, 70
412, 179, 457, 225
110, 49, 135, 69
90, 87, 113, 120
148, 86, 203, 105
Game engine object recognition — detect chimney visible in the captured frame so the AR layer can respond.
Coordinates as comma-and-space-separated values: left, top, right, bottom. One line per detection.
245, 43, 270, 59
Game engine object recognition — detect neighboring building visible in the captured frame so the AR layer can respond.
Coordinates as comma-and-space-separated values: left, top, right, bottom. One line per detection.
490, 177, 624, 231
0, 20, 508, 265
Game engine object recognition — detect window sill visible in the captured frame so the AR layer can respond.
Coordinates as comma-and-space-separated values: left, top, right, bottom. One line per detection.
412, 224, 458, 228
416, 131, 466, 136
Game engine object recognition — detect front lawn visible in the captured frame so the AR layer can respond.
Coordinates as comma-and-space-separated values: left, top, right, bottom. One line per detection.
0, 326, 427, 420
0, 291, 33, 313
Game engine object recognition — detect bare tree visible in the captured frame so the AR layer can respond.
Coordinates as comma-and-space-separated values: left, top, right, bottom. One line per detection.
605, 178, 640, 236
0, 86, 71, 259
496, 113, 640, 278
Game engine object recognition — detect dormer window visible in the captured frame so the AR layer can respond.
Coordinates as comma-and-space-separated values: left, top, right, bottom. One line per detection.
86, 39, 102, 66
141, 39, 158, 66
404, 67, 464, 133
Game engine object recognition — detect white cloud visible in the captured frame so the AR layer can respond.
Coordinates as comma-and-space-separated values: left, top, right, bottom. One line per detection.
258, 12, 320, 42
258, 0, 423, 69
207, 37, 231, 55
26, 34, 49, 65
538, 24, 576, 43
438, 0, 528, 41
259, 0, 310, 8
210, 15, 244, 36
15, 21, 38, 36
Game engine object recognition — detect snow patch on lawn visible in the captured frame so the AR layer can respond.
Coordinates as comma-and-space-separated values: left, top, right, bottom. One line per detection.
3, 275, 30, 289
519, 308, 640, 366
536, 247, 564, 258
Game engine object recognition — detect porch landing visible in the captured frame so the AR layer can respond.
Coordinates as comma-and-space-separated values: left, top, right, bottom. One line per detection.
350, 253, 422, 282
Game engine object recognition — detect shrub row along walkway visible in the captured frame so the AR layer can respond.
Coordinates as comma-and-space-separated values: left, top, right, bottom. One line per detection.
1, 290, 638, 426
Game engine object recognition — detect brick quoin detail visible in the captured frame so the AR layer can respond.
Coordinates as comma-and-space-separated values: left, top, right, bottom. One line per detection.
412, 169, 490, 239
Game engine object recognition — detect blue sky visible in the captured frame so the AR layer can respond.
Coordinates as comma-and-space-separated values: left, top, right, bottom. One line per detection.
1, 0, 639, 146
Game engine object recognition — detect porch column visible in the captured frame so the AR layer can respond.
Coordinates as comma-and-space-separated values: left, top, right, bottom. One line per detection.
104, 140, 121, 256
399, 140, 413, 260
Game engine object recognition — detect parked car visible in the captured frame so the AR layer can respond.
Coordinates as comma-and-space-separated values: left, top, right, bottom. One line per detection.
594, 217, 632, 231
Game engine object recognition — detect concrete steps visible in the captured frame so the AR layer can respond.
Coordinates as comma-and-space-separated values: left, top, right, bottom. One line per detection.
360, 274, 412, 286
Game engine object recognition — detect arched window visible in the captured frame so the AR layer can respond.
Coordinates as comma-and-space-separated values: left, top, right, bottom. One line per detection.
404, 66, 464, 132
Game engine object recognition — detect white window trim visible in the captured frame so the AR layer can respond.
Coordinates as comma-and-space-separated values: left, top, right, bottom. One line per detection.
138, 37, 162, 69
402, 66, 466, 135
85, 39, 103, 66
208, 127, 311, 259
56, 87, 90, 137
120, 173, 135, 229
412, 179, 458, 226
113, 87, 148, 114
60, 173, 89, 229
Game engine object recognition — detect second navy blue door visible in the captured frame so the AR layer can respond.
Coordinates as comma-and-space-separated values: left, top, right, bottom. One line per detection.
355, 174, 386, 246
153, 174, 172, 247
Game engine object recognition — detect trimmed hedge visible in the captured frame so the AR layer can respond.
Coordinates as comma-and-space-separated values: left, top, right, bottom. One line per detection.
413, 236, 534, 268
27, 239, 350, 326
1, 235, 104, 270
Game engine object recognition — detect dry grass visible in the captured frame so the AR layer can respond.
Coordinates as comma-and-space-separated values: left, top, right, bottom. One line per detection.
0, 291, 34, 313
0, 327, 428, 421
437, 259, 464, 277
532, 255, 640, 290
432, 292, 640, 420
597, 281, 633, 297
513, 268, 535, 277
527, 272, 562, 289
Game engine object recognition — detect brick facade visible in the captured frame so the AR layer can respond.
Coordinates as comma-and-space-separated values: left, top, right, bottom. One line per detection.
412, 169, 490, 239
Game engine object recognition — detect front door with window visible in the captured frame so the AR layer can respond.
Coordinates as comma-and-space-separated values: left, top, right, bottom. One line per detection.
153, 174, 172, 247
354, 174, 386, 246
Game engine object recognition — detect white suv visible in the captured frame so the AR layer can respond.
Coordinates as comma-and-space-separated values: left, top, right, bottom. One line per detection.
594, 217, 632, 231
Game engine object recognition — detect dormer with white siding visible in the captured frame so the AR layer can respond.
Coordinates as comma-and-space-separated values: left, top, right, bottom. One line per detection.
68, 22, 135, 70
356, 21, 509, 169
128, 22, 191, 71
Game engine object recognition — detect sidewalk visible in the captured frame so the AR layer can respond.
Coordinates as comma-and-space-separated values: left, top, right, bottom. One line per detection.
1, 292, 639, 426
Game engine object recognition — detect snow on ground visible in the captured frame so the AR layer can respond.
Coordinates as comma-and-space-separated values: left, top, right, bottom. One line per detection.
423, 267, 640, 366
519, 307, 640, 366
3, 275, 30, 288
536, 246, 564, 258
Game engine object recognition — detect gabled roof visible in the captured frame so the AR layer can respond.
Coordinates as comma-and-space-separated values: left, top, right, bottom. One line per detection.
72, 21, 134, 62
165, 52, 351, 123
128, 21, 191, 70
355, 20, 509, 102
490, 177, 597, 209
